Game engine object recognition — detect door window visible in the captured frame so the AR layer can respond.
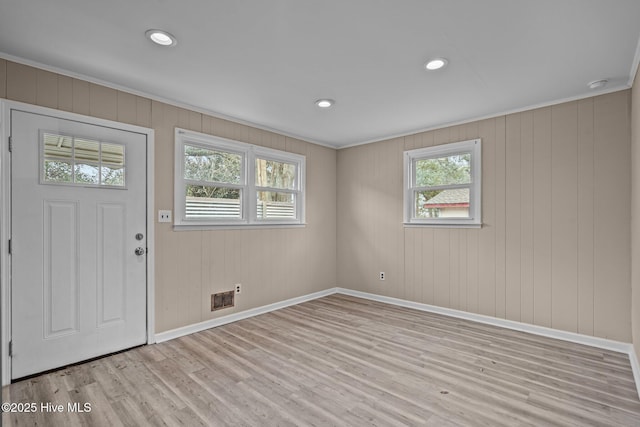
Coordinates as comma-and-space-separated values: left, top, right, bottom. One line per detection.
41, 131, 126, 187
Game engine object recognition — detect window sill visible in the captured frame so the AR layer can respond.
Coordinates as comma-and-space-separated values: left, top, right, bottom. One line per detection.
403, 222, 482, 229
171, 223, 307, 231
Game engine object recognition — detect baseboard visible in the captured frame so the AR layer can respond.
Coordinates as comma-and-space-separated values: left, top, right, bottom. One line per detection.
335, 288, 640, 399
154, 287, 338, 343
630, 348, 640, 399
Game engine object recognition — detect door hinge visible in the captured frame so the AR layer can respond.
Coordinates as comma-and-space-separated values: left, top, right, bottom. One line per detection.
9, 341, 12, 357
8, 136, 12, 152
8, 239, 11, 254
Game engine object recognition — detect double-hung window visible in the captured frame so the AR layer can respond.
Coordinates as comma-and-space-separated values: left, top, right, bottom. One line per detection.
403, 138, 481, 227
175, 129, 305, 227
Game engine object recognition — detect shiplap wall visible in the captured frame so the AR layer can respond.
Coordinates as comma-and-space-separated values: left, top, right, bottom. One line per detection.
337, 91, 632, 342
632, 67, 640, 358
1, 58, 634, 343
1, 59, 337, 334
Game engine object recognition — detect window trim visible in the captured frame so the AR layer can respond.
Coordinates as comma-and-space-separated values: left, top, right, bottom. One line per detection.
174, 128, 305, 228
403, 138, 482, 227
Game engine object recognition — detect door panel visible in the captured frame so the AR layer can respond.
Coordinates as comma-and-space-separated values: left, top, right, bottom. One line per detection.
11, 110, 147, 379
97, 202, 126, 326
43, 200, 79, 338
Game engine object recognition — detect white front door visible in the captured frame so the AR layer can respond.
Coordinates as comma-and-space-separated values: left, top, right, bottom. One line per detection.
10, 110, 147, 379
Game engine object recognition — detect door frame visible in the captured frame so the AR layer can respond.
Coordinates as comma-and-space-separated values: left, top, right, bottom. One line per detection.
0, 100, 156, 385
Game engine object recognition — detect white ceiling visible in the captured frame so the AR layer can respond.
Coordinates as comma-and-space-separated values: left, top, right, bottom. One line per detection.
1, 0, 639, 148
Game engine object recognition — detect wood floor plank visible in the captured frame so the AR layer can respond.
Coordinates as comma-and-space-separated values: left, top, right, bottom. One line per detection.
3, 294, 640, 426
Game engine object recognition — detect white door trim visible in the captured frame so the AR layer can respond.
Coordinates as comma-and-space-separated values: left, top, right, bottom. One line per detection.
0, 100, 155, 386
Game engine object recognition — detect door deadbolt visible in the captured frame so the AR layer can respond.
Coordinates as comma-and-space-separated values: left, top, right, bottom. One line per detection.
135, 247, 146, 256
135, 233, 144, 241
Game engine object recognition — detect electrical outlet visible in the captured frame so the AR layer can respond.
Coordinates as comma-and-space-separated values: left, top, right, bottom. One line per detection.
158, 210, 172, 223
379, 272, 385, 280
235, 284, 241, 294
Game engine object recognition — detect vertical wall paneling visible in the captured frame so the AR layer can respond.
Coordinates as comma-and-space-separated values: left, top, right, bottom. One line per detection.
155, 227, 180, 332
433, 228, 450, 306
336, 147, 355, 290
593, 92, 631, 341
36, 69, 58, 109
135, 96, 152, 128
532, 108, 553, 327
116, 91, 138, 126
449, 226, 460, 310
466, 227, 480, 313
404, 225, 416, 301
463, 121, 480, 314
3, 60, 633, 342
432, 130, 451, 307
336, 91, 631, 342
151, 100, 179, 333
631, 66, 640, 360
178, 231, 203, 328
478, 119, 497, 317
422, 226, 435, 304
458, 225, 468, 312
495, 116, 507, 319
57, 75, 73, 112
448, 128, 461, 309
89, 83, 117, 121
519, 111, 535, 324
577, 99, 595, 336
505, 113, 522, 322
6, 62, 36, 104
392, 139, 405, 298
551, 102, 579, 333
71, 79, 90, 116
2, 60, 339, 334
0, 58, 6, 98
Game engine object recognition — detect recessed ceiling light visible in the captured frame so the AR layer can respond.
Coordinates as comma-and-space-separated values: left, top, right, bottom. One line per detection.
145, 29, 177, 47
425, 58, 448, 71
315, 99, 335, 108
588, 79, 608, 89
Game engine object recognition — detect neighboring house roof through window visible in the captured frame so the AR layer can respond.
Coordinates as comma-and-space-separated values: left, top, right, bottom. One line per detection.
424, 188, 469, 208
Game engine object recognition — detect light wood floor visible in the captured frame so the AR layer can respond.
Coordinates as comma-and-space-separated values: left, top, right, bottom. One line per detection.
3, 294, 640, 426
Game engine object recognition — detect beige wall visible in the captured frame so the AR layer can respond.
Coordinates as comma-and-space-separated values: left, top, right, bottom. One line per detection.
0, 59, 337, 334
632, 67, 640, 357
1, 57, 636, 344
337, 91, 632, 342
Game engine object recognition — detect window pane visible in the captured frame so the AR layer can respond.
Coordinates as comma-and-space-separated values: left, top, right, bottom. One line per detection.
102, 143, 125, 166
101, 165, 125, 186
44, 160, 72, 183
42, 133, 127, 188
256, 191, 296, 219
184, 145, 242, 184
74, 163, 99, 184
185, 184, 241, 218
43, 133, 73, 159
415, 188, 469, 219
255, 158, 296, 190
415, 153, 470, 187
74, 138, 100, 163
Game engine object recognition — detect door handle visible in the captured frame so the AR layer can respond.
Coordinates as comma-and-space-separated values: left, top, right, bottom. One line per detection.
135, 247, 146, 256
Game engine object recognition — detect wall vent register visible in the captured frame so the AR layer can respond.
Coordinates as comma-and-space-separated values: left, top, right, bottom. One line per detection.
211, 291, 234, 311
